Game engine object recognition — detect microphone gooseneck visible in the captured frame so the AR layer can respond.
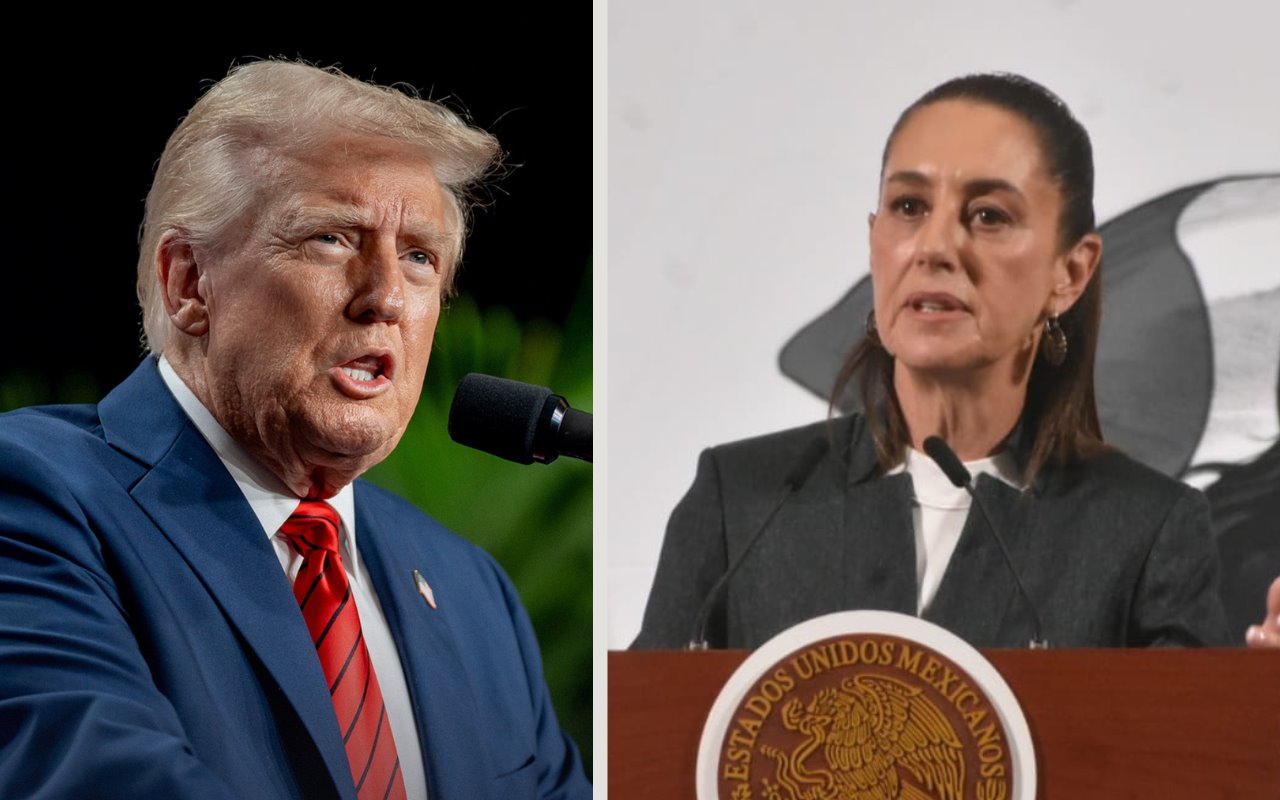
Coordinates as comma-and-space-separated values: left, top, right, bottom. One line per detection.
687, 437, 830, 650
921, 436, 971, 488
922, 436, 1048, 649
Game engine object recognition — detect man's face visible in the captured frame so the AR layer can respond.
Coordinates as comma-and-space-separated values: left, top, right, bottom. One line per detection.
192, 135, 452, 496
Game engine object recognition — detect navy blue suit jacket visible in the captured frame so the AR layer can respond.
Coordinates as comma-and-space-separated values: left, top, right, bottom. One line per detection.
0, 359, 590, 799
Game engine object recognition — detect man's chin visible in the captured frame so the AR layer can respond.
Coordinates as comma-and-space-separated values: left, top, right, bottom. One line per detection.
297, 410, 405, 470
292, 439, 395, 499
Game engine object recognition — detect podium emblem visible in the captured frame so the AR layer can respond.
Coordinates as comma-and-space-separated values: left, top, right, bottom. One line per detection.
698, 611, 1035, 800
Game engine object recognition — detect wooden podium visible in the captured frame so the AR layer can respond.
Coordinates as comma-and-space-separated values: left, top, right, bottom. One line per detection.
609, 649, 1279, 799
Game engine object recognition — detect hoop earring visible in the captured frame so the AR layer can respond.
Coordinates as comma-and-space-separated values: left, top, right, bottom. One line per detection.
866, 310, 881, 346
1041, 314, 1067, 366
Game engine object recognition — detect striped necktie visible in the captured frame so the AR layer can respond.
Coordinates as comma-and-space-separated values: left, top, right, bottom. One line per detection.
279, 501, 408, 800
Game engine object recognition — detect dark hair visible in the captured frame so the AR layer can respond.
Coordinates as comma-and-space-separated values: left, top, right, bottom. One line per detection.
837, 72, 1106, 486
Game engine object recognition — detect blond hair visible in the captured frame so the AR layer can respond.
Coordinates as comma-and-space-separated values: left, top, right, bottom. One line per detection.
136, 60, 501, 353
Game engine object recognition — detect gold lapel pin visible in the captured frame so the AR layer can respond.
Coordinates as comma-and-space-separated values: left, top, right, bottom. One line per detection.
412, 569, 437, 609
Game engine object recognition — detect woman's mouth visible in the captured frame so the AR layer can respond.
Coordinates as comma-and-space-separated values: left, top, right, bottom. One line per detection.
905, 292, 970, 314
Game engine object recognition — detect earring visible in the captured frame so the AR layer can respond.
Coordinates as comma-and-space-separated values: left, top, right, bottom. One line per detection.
866, 310, 881, 346
1041, 314, 1067, 366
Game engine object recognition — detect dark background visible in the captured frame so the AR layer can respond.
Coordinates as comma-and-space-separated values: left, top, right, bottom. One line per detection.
6, 26, 587, 395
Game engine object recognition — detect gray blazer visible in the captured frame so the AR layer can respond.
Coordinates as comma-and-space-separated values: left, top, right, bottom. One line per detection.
633, 414, 1231, 650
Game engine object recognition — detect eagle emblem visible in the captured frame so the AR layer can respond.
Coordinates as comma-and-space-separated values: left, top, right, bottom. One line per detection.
758, 674, 968, 800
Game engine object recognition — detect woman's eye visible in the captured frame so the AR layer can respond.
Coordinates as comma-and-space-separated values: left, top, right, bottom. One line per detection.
971, 207, 1009, 226
891, 197, 926, 217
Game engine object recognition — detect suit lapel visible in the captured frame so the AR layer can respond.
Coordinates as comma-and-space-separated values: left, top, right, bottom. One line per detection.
100, 361, 357, 798
354, 488, 493, 797
837, 415, 919, 615
925, 475, 1036, 647
841, 475, 918, 614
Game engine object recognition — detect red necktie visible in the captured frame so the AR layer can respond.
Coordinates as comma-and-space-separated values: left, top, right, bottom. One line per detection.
279, 501, 408, 800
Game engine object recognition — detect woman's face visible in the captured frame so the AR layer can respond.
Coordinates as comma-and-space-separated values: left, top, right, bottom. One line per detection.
868, 99, 1097, 382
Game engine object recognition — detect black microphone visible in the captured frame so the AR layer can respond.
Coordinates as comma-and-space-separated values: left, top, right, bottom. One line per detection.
448, 373, 592, 464
922, 435, 1048, 649
687, 437, 830, 650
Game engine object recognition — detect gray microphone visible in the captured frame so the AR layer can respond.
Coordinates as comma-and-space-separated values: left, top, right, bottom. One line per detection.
922, 435, 1048, 649
448, 373, 592, 464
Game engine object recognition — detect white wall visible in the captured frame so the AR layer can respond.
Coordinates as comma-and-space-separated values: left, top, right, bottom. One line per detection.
606, 0, 1280, 647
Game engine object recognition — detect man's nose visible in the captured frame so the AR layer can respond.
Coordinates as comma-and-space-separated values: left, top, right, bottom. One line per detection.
347, 243, 406, 323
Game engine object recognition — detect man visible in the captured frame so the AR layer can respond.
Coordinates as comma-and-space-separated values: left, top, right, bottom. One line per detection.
0, 61, 590, 799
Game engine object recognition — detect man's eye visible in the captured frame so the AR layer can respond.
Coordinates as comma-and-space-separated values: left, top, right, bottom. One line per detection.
312, 233, 343, 246
407, 251, 435, 267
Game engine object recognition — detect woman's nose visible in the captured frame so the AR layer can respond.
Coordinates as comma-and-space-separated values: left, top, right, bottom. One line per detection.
910, 208, 960, 272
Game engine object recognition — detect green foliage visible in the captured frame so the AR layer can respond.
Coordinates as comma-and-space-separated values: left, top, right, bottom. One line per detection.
0, 369, 104, 412
364, 283, 593, 771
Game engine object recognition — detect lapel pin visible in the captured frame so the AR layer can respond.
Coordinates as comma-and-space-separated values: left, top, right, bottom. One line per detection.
412, 569, 437, 609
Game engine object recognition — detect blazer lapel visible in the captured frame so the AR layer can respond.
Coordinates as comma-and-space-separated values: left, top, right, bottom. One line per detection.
353, 490, 493, 797
100, 361, 357, 797
925, 475, 1037, 647
841, 416, 918, 615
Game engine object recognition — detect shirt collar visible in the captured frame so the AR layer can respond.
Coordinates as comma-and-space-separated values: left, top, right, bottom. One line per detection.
844, 405, 1035, 493
890, 445, 1022, 507
156, 356, 359, 571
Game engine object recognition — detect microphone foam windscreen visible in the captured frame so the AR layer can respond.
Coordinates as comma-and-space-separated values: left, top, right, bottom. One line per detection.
448, 373, 552, 464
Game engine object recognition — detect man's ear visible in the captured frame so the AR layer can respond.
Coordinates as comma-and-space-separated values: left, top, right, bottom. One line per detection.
156, 232, 210, 337
1050, 232, 1102, 314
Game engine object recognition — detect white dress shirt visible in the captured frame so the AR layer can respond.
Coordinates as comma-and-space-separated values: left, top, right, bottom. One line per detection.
889, 446, 1022, 614
158, 357, 428, 799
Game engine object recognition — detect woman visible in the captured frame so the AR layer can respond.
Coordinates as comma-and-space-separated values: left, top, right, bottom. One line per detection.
632, 73, 1237, 650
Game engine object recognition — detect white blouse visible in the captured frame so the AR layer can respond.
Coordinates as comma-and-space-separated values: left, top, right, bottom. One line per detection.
889, 447, 1023, 614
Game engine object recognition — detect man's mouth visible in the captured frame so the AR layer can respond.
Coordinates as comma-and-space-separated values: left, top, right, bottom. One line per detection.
338, 354, 391, 383
341, 364, 380, 382
331, 353, 395, 398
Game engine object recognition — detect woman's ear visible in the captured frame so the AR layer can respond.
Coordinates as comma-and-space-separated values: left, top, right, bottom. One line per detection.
1050, 232, 1102, 313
